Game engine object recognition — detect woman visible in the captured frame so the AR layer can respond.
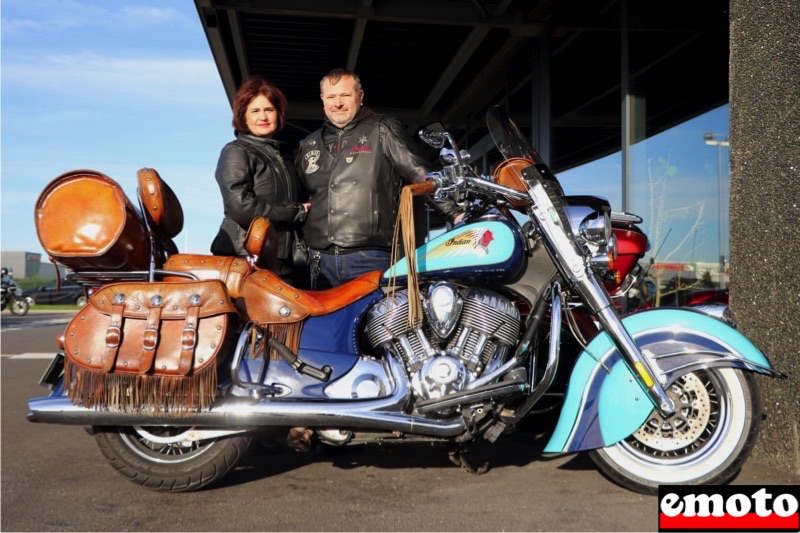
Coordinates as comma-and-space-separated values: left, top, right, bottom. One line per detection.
211, 76, 308, 280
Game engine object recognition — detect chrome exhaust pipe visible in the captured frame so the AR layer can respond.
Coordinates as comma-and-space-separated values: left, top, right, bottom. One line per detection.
27, 358, 466, 438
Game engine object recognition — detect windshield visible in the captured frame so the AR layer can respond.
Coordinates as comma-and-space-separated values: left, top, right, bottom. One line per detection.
487, 105, 580, 256
486, 106, 545, 163
486, 106, 563, 191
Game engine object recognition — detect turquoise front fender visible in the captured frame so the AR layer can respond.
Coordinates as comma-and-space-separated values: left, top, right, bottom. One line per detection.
543, 308, 782, 454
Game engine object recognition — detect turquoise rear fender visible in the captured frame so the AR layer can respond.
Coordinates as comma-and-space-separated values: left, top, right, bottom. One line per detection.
543, 308, 782, 454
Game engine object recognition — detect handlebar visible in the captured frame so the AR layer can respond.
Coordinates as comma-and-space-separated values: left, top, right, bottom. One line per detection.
419, 173, 530, 205
407, 179, 440, 197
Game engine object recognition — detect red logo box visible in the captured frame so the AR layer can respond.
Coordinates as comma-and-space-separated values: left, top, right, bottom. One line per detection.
658, 485, 799, 532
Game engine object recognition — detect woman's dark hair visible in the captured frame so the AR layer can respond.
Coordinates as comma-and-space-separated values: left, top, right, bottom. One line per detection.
232, 76, 288, 134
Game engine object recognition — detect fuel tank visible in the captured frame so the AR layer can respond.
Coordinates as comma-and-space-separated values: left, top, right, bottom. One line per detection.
382, 219, 526, 285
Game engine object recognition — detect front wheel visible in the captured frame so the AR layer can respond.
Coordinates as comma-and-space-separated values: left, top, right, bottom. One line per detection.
10, 298, 29, 315
589, 368, 760, 495
93, 426, 253, 492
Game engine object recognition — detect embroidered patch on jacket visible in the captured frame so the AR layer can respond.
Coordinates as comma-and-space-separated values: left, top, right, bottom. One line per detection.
304, 150, 321, 173
347, 135, 373, 157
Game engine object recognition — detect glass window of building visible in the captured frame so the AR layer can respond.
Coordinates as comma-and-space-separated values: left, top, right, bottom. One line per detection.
558, 104, 729, 306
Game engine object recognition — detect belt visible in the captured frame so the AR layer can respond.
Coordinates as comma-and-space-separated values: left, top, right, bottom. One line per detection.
317, 245, 390, 256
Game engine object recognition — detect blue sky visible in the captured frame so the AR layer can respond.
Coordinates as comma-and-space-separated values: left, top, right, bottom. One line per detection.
1, 0, 729, 264
2, 0, 232, 255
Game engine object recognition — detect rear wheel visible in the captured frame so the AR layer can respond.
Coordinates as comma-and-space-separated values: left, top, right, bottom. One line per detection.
589, 368, 760, 494
75, 294, 88, 307
10, 298, 29, 315
93, 426, 253, 492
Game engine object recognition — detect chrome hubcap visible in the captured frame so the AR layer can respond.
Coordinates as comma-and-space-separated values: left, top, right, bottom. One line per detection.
629, 372, 718, 455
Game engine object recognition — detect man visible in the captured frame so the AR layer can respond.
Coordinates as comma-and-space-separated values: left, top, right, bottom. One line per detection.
296, 68, 462, 287
1, 268, 15, 288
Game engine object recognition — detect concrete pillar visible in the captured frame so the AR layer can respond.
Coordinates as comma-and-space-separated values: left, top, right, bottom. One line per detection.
729, 0, 800, 474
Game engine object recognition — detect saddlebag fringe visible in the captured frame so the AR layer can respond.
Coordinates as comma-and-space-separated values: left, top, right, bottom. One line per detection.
62, 280, 236, 416
63, 357, 217, 415
248, 322, 302, 361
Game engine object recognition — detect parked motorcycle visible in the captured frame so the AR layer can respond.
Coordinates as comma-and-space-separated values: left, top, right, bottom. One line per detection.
2, 283, 30, 315
27, 107, 783, 494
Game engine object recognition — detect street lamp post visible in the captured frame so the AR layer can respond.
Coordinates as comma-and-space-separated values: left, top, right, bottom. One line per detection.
704, 133, 730, 288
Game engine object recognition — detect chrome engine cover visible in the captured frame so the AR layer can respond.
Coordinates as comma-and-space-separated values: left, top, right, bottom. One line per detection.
365, 287, 521, 402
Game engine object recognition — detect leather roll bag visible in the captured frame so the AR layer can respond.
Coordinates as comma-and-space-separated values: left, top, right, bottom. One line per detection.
63, 280, 237, 415
35, 169, 150, 272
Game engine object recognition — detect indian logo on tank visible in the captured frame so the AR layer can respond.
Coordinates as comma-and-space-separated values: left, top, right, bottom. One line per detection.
430, 228, 494, 258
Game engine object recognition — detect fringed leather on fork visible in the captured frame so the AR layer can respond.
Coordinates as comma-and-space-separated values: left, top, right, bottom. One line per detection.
389, 185, 423, 328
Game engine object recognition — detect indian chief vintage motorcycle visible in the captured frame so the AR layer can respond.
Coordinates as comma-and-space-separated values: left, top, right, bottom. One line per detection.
27, 106, 784, 494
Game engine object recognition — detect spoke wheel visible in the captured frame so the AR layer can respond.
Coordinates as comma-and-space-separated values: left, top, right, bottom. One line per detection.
589, 368, 760, 494
94, 426, 252, 492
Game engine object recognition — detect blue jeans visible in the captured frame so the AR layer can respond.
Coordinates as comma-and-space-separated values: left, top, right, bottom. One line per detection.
314, 249, 391, 287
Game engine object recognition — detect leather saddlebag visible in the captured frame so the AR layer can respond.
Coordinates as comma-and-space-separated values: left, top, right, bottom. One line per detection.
63, 280, 237, 415
35, 169, 150, 271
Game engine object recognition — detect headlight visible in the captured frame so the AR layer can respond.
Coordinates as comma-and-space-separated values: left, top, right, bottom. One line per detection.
579, 211, 612, 245
589, 234, 618, 278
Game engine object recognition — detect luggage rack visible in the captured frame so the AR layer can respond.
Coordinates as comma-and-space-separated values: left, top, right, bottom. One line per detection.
66, 269, 197, 288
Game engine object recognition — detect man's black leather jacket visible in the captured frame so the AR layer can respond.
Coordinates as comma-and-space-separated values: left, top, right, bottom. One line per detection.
295, 108, 460, 250
211, 134, 305, 258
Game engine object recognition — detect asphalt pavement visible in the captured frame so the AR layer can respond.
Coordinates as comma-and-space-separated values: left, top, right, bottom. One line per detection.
2, 315, 798, 532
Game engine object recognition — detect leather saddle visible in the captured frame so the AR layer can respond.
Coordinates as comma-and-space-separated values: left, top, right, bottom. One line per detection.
235, 217, 382, 323
139, 169, 382, 323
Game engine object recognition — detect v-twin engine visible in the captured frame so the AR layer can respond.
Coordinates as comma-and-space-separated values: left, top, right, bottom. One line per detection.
365, 284, 521, 402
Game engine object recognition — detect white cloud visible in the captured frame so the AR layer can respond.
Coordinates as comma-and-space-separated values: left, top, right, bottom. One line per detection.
3, 51, 226, 107
1, 0, 186, 35
1, 17, 76, 31
118, 6, 182, 24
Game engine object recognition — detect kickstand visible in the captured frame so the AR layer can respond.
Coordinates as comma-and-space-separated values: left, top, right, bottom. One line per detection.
447, 445, 490, 475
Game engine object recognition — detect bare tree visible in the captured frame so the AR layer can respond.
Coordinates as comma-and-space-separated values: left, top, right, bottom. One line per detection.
640, 154, 708, 307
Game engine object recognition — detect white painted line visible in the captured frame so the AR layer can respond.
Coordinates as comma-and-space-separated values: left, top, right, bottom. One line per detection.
7, 353, 58, 359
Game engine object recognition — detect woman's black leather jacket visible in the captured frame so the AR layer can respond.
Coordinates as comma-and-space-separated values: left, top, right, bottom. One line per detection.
211, 133, 305, 258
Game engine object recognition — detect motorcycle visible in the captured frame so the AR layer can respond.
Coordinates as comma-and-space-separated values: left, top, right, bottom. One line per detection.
2, 283, 30, 315
27, 107, 784, 494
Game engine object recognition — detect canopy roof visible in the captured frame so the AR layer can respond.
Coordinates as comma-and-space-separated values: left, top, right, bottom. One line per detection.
195, 0, 728, 171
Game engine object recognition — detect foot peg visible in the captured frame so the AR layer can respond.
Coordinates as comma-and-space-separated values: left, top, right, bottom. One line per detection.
267, 337, 331, 382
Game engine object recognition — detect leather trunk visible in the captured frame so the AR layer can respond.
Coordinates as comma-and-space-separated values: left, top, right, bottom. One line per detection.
35, 169, 150, 272
63, 280, 237, 415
